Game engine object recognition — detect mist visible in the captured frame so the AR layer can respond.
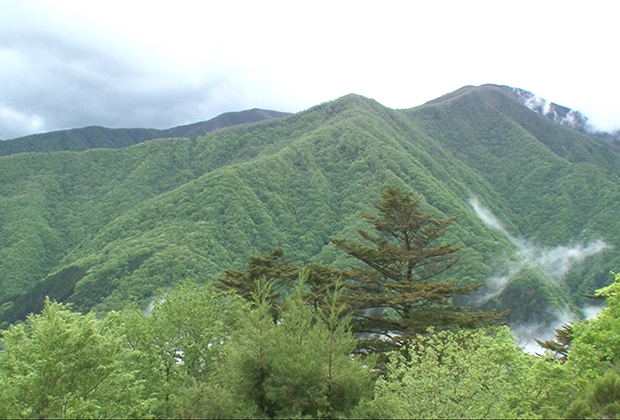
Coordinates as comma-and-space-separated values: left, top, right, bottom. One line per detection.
511, 306, 576, 354
144, 296, 166, 317
469, 198, 608, 297
468, 197, 609, 353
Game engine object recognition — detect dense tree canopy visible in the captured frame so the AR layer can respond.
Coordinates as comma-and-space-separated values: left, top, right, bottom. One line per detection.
358, 327, 540, 419
0, 299, 148, 419
2, 86, 620, 328
2, 270, 620, 418
218, 247, 299, 305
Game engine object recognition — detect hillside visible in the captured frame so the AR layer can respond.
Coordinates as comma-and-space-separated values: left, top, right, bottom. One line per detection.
1, 85, 618, 329
0, 108, 290, 156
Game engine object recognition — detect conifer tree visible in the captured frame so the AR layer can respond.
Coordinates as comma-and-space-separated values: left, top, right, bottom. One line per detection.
331, 185, 504, 347
219, 272, 374, 419
536, 324, 573, 362
217, 247, 299, 304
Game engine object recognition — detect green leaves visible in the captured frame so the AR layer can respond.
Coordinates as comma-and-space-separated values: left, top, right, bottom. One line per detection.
109, 280, 248, 417
2, 86, 620, 326
217, 272, 375, 419
7, 268, 620, 418
363, 327, 538, 419
567, 272, 620, 383
0, 298, 146, 419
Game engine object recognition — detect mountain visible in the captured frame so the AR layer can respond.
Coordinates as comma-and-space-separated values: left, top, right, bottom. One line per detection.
505, 86, 620, 149
0, 108, 290, 157
160, 108, 291, 139
507, 87, 591, 132
1, 85, 619, 330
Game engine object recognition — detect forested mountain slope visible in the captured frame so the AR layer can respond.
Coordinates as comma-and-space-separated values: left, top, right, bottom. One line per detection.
1, 85, 618, 328
409, 85, 620, 287
0, 108, 289, 156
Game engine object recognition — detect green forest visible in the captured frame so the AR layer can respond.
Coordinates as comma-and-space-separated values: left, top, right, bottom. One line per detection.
3, 274, 620, 419
2, 186, 620, 418
1, 84, 620, 417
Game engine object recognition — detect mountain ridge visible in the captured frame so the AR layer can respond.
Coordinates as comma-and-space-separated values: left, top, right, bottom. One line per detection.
0, 108, 291, 156
0, 84, 618, 330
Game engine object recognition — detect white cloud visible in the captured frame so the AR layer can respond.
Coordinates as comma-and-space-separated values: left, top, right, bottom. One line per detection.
1, 0, 619, 138
469, 197, 608, 297
0, 106, 44, 139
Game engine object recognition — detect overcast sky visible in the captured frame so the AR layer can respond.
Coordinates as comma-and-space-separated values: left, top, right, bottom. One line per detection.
1, 0, 618, 140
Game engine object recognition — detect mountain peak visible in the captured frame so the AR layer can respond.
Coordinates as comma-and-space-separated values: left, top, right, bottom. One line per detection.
325, 93, 382, 109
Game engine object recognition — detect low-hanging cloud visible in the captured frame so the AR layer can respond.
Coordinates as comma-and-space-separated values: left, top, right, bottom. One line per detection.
511, 306, 576, 354
469, 198, 609, 353
469, 197, 509, 236
468, 197, 608, 303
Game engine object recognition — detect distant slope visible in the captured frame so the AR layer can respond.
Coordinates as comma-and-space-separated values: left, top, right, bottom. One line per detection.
1, 86, 619, 329
0, 108, 290, 156
160, 109, 291, 139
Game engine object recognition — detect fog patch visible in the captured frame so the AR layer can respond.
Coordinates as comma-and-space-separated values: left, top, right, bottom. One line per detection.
468, 197, 608, 301
517, 239, 608, 283
583, 304, 604, 320
511, 307, 576, 354
468, 198, 609, 353
471, 260, 523, 306
144, 296, 165, 317
469, 198, 509, 235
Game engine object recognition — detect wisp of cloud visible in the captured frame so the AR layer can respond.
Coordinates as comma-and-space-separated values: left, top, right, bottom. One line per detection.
469, 197, 608, 298
468, 197, 609, 352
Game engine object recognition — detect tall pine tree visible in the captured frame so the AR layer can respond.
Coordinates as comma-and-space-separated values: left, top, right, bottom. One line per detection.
331, 185, 504, 347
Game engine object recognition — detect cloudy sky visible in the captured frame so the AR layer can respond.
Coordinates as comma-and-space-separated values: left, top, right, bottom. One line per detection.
1, 0, 618, 139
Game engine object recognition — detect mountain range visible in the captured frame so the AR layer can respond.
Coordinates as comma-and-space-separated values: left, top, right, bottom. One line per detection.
1, 84, 619, 331
0, 108, 290, 156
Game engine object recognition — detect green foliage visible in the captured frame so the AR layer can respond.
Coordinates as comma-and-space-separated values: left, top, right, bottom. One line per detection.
358, 327, 539, 419
565, 370, 620, 419
0, 266, 87, 327
0, 299, 147, 419
219, 272, 375, 418
567, 273, 620, 383
218, 247, 300, 306
8, 266, 620, 418
536, 323, 573, 363
0, 109, 289, 156
108, 279, 248, 418
541, 272, 620, 418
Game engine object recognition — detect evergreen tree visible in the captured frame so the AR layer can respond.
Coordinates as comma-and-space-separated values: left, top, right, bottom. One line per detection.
217, 247, 299, 305
331, 185, 505, 347
535, 323, 572, 362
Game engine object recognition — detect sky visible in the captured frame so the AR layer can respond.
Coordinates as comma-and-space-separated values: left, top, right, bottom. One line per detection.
1, 0, 618, 140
